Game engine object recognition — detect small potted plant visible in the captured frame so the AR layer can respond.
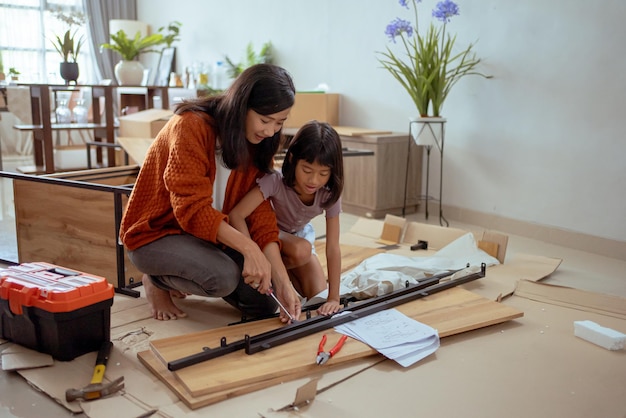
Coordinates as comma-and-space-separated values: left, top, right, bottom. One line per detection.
50, 8, 86, 85
101, 30, 165, 85
158, 21, 182, 48
8, 67, 20, 83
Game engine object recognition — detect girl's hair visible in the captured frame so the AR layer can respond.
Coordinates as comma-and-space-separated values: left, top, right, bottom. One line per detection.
281, 121, 344, 209
175, 63, 295, 172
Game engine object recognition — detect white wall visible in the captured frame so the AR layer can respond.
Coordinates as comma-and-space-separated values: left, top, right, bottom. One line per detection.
138, 0, 626, 242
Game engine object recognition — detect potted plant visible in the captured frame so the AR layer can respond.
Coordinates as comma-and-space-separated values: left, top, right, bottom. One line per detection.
8, 67, 20, 83
224, 41, 273, 79
158, 21, 182, 48
377, 0, 490, 118
50, 8, 86, 85
101, 30, 165, 85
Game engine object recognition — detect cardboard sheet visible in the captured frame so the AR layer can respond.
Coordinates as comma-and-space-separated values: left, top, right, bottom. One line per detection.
515, 279, 626, 319
1, 344, 53, 371
2, 217, 574, 417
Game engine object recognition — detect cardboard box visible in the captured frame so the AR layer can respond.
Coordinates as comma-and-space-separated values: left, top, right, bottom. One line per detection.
0, 262, 114, 361
117, 136, 154, 166
284, 93, 340, 128
118, 108, 173, 138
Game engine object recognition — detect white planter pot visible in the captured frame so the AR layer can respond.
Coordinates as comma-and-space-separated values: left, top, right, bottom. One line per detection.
410, 116, 446, 147
114, 60, 144, 86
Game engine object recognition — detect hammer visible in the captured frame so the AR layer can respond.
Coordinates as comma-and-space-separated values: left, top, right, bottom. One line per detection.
66, 341, 124, 402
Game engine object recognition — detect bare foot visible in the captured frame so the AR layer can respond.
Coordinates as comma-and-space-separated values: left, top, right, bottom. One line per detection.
142, 274, 188, 320
169, 289, 189, 299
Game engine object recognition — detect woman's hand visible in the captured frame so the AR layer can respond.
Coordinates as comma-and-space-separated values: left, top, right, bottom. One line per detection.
241, 246, 272, 295
317, 299, 341, 316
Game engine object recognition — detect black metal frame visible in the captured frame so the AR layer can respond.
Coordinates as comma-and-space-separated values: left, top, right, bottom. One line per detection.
402, 119, 449, 227
0, 170, 140, 297
168, 263, 486, 371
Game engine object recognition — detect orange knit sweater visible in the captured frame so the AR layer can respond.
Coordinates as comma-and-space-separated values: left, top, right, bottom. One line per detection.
120, 111, 279, 252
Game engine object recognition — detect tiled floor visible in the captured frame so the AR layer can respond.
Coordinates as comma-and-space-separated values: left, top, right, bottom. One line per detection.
0, 179, 625, 416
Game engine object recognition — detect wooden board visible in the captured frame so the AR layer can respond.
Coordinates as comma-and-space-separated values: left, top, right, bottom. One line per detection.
333, 126, 393, 137
142, 286, 523, 408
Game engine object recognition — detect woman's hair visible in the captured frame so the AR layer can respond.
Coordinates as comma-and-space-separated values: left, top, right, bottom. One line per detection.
175, 63, 295, 172
281, 121, 344, 209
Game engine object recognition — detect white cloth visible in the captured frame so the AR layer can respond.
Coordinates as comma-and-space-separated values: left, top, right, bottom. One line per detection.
339, 233, 500, 299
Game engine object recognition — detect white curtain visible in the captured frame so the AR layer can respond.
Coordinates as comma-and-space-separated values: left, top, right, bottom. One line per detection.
83, 0, 137, 82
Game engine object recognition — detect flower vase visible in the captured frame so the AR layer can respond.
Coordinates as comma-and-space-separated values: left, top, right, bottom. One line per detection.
73, 99, 89, 124
410, 116, 446, 148
55, 99, 72, 124
59, 62, 79, 85
114, 60, 144, 86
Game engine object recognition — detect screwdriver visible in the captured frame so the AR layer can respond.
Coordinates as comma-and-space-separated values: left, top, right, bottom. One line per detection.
268, 287, 295, 322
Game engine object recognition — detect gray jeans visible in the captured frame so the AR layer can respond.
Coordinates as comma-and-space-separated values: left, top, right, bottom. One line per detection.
128, 234, 276, 318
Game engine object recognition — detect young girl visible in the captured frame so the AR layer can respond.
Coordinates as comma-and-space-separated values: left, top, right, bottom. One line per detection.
229, 120, 344, 315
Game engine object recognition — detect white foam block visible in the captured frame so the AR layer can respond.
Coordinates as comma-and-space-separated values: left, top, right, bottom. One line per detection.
574, 320, 626, 350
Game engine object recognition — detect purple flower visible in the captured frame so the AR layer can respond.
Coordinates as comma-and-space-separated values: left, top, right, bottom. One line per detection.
385, 18, 414, 42
398, 0, 419, 9
432, 0, 459, 22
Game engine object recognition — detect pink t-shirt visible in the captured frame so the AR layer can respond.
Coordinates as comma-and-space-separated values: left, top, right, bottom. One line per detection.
257, 171, 341, 233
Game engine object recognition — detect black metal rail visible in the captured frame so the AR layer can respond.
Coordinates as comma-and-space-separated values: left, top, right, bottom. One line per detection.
167, 263, 486, 371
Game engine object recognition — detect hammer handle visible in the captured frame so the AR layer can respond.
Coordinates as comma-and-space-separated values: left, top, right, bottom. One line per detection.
90, 341, 113, 385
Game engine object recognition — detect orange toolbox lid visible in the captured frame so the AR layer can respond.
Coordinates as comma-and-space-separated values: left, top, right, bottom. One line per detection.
0, 262, 114, 315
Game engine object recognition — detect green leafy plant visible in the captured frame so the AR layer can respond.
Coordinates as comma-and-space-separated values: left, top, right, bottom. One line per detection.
52, 30, 84, 62
49, 8, 86, 63
224, 41, 273, 78
8, 67, 20, 80
101, 30, 165, 61
377, 0, 490, 117
158, 21, 182, 48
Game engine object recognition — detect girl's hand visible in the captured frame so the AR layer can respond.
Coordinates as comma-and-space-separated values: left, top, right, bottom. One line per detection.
274, 285, 302, 323
317, 299, 341, 316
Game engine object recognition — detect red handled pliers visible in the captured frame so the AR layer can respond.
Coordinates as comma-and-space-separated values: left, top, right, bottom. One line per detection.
316, 334, 348, 365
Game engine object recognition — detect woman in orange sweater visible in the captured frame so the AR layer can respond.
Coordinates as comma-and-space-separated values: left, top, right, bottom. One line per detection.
120, 64, 301, 322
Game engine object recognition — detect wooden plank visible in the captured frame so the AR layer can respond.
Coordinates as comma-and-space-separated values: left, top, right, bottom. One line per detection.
137, 349, 323, 410
145, 287, 523, 406
13, 176, 141, 287
333, 126, 393, 137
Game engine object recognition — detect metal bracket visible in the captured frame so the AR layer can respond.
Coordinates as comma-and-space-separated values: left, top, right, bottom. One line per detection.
167, 263, 486, 371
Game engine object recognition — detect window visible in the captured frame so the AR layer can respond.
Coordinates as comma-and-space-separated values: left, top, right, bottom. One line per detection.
0, 0, 96, 84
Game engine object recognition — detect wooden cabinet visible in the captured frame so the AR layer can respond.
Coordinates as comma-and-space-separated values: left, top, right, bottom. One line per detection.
339, 133, 422, 218
11, 166, 142, 294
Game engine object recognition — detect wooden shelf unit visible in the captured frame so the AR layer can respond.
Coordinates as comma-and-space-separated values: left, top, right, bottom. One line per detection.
13, 84, 173, 174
